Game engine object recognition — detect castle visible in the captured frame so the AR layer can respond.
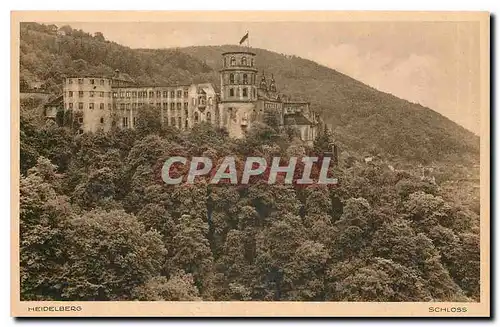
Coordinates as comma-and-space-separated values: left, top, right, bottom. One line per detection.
45, 48, 319, 144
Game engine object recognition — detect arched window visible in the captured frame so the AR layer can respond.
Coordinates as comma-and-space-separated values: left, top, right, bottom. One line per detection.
230, 56, 236, 66
229, 88, 234, 97
243, 74, 248, 85
241, 56, 247, 66
194, 112, 199, 123
207, 112, 211, 122
229, 73, 234, 84
243, 87, 248, 97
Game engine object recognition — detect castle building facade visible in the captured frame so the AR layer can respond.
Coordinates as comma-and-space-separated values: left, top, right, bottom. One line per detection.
56, 48, 318, 144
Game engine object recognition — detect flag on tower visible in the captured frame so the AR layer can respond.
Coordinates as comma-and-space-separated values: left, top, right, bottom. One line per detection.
239, 32, 249, 45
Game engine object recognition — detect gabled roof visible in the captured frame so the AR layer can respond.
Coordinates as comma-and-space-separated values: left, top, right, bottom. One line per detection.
44, 95, 63, 107
284, 113, 314, 126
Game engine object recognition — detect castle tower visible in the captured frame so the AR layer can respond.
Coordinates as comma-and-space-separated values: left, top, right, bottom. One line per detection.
219, 50, 258, 138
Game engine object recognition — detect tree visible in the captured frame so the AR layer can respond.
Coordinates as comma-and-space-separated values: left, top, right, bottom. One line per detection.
20, 157, 72, 300
134, 105, 163, 136
60, 209, 166, 300
131, 272, 201, 301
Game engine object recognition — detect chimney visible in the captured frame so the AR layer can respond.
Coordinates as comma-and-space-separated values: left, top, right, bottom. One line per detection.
114, 69, 120, 78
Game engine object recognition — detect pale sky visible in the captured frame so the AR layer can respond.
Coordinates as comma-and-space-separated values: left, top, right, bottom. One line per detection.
58, 22, 480, 134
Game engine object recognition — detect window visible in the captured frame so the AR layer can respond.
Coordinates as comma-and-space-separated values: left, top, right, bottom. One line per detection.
69, 91, 73, 97
123, 117, 129, 128
229, 88, 234, 97
120, 92, 124, 98
177, 103, 181, 110
100, 79, 105, 85
108, 103, 111, 110
170, 103, 175, 110
251, 58, 254, 67
224, 57, 227, 67
177, 90, 182, 98
156, 91, 161, 97
243, 87, 248, 97
171, 91, 175, 98
108, 92, 112, 98
68, 103, 73, 109
230, 56, 236, 66
207, 111, 211, 122
208, 97, 213, 105
99, 91, 104, 97
132, 103, 137, 109
163, 103, 168, 109
163, 91, 168, 97
149, 91, 154, 98
120, 103, 125, 110
90, 91, 95, 97
184, 102, 188, 110
89, 103, 94, 110
192, 98, 196, 106
78, 102, 83, 109
133, 117, 137, 126
68, 78, 73, 84
243, 74, 248, 84
78, 117, 84, 124
183, 90, 188, 98
126, 91, 130, 98
241, 56, 247, 66
79, 91, 83, 98
113, 92, 118, 98
100, 117, 104, 124
230, 73, 234, 84
185, 120, 188, 128
100, 103, 104, 110
253, 88, 256, 98
126, 103, 131, 110
90, 79, 95, 84
178, 117, 181, 128
194, 112, 199, 123
132, 91, 137, 98
78, 78, 84, 84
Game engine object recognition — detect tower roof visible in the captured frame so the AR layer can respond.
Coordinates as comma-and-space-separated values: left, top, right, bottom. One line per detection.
222, 51, 256, 56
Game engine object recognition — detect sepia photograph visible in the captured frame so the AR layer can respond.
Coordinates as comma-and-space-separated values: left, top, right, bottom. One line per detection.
10, 11, 490, 317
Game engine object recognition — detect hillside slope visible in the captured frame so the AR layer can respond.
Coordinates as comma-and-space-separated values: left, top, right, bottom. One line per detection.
19, 23, 479, 164
181, 45, 479, 164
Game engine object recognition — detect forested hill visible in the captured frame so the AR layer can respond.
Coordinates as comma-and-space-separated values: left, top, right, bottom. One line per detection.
20, 23, 479, 164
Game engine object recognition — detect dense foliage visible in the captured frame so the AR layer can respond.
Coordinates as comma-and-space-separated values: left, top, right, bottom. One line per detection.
20, 109, 480, 301
20, 23, 479, 164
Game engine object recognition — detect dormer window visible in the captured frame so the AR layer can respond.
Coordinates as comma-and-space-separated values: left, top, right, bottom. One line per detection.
230, 56, 236, 66
241, 56, 247, 66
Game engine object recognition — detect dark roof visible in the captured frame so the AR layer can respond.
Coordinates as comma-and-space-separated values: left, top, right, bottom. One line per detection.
284, 114, 314, 126
222, 51, 256, 56
44, 95, 63, 107
113, 84, 191, 89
